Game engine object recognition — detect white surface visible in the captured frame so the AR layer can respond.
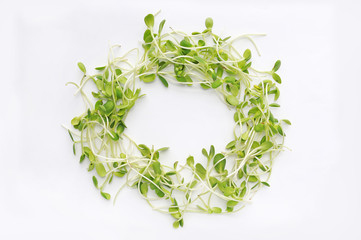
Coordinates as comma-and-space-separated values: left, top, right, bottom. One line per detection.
1, 0, 361, 239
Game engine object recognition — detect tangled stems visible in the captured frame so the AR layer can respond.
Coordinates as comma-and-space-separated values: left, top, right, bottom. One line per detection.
65, 13, 290, 228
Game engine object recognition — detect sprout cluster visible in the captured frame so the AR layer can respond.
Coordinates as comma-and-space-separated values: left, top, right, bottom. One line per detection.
66, 13, 290, 228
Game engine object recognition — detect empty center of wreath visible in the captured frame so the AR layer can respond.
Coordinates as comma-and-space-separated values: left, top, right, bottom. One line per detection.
125, 83, 235, 163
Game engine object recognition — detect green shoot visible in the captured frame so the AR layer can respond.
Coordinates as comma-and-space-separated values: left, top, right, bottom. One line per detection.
65, 13, 289, 228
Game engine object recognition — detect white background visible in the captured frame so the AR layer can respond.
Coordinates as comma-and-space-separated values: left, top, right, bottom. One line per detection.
1, 0, 361, 239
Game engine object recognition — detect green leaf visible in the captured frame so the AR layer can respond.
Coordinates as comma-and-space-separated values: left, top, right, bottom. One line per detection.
233, 112, 240, 122
224, 76, 236, 83
104, 83, 112, 96
220, 52, 228, 61
205, 17, 213, 29
104, 68, 109, 80
241, 130, 249, 141
187, 156, 194, 167
80, 154, 85, 163
261, 182, 270, 187
180, 39, 192, 48
212, 79, 222, 88
110, 131, 120, 141
114, 171, 126, 178
179, 218, 184, 227
277, 125, 284, 135
158, 19, 166, 35
209, 145, 215, 159
154, 188, 165, 197
211, 207, 222, 213
158, 75, 168, 87
195, 163, 207, 180
141, 74, 156, 83
77, 62, 86, 74
230, 84, 239, 96
83, 147, 95, 162
243, 49, 251, 61
226, 95, 239, 106
226, 140, 236, 149
227, 200, 238, 207
202, 148, 208, 158
260, 141, 273, 151
189, 180, 198, 189
165, 171, 176, 176
152, 161, 162, 175
249, 162, 258, 167
252, 141, 260, 149
275, 88, 280, 101
157, 147, 169, 152
254, 123, 265, 132
240, 187, 247, 198
184, 75, 193, 84
223, 186, 235, 196
116, 123, 125, 135
103, 100, 114, 115
220, 36, 230, 42
198, 40, 205, 46
144, 14, 154, 28
115, 87, 123, 99
158, 61, 169, 71
68, 130, 74, 142
71, 117, 80, 126
200, 83, 210, 89
95, 163, 107, 177
226, 207, 234, 212
176, 76, 186, 82
88, 163, 94, 171
95, 80, 104, 91
115, 68, 122, 76
95, 66, 106, 71
272, 72, 282, 83
143, 29, 153, 43
92, 176, 98, 188
248, 107, 260, 116
138, 144, 151, 157
173, 221, 180, 228
108, 175, 113, 184
209, 177, 218, 187
272, 60, 281, 72
269, 103, 280, 107
165, 40, 176, 51
216, 66, 224, 77
269, 124, 278, 135
282, 119, 292, 125
237, 169, 244, 179
180, 39, 192, 55
140, 182, 148, 196
213, 153, 226, 173
248, 175, 258, 182
101, 192, 111, 200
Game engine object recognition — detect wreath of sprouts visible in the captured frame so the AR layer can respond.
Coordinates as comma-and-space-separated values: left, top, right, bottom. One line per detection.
64, 13, 290, 228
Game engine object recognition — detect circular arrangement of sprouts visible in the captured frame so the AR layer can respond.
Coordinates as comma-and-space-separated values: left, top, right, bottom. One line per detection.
64, 13, 290, 228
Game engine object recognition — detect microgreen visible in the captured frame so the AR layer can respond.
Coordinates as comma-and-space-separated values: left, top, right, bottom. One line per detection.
77, 62, 86, 74
205, 17, 213, 29
144, 14, 154, 28
65, 13, 289, 228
